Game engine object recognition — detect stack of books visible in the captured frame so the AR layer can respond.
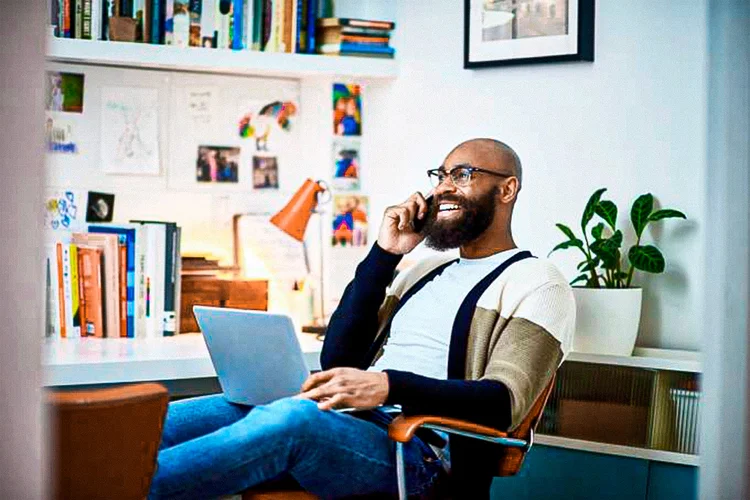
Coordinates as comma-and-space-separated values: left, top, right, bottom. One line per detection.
45, 220, 182, 339
316, 18, 395, 58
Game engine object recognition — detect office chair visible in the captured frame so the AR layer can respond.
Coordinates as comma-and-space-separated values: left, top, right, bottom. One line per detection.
47, 382, 169, 500
243, 376, 555, 500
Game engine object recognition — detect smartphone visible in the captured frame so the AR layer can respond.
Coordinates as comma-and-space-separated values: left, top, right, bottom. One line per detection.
412, 194, 433, 233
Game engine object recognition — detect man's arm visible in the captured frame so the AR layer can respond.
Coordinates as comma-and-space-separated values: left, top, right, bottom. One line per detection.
320, 243, 402, 370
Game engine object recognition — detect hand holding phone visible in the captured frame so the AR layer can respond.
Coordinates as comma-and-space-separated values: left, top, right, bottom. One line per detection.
412, 194, 433, 233
377, 191, 432, 255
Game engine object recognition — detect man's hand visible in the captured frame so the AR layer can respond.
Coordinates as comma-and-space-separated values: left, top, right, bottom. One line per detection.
298, 367, 389, 411
377, 192, 431, 255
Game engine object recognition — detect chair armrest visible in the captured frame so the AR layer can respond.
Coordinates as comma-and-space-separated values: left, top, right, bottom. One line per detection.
388, 415, 529, 448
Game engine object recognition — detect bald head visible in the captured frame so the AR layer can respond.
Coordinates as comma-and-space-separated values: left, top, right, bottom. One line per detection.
447, 138, 523, 188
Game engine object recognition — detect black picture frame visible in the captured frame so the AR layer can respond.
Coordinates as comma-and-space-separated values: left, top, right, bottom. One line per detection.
464, 0, 595, 69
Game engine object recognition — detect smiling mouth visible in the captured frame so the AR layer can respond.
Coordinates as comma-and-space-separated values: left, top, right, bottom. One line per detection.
437, 202, 462, 217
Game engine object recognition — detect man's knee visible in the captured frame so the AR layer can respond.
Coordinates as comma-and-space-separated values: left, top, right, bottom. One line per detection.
259, 397, 324, 437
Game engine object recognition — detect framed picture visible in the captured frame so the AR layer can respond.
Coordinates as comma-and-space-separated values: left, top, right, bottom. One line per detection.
464, 0, 594, 68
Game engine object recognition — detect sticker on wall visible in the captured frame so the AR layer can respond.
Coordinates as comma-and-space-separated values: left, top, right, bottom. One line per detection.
100, 86, 160, 175
85, 191, 116, 223
252, 155, 279, 189
332, 195, 368, 247
45, 71, 85, 113
196, 145, 240, 183
332, 139, 360, 191
238, 100, 298, 152
45, 114, 78, 154
333, 83, 361, 136
44, 189, 85, 231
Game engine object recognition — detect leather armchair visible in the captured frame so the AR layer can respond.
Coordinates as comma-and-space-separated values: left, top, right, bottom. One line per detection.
46, 383, 169, 500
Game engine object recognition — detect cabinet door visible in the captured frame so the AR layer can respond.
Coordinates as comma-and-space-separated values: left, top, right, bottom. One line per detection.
491, 445, 649, 500
223, 280, 268, 311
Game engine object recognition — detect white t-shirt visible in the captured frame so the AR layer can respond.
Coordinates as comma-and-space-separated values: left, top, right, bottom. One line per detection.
370, 248, 523, 379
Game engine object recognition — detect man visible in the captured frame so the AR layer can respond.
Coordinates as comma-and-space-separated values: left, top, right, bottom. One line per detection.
149, 139, 575, 500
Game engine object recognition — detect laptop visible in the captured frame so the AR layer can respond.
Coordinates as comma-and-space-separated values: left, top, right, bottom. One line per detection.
193, 305, 310, 405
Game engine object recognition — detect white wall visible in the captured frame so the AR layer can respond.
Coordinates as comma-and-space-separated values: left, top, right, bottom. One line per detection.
364, 0, 708, 350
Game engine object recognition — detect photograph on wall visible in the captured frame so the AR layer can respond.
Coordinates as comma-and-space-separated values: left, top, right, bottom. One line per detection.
252, 155, 279, 189
332, 139, 360, 191
100, 86, 160, 175
332, 195, 368, 247
196, 145, 240, 183
464, 0, 594, 68
333, 83, 362, 136
238, 100, 298, 152
85, 191, 116, 223
45, 114, 78, 154
45, 71, 85, 113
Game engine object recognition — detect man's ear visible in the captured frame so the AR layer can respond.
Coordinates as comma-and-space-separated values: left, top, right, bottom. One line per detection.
499, 177, 520, 204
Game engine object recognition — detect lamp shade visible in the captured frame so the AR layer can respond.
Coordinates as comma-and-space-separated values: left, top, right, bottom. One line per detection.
270, 179, 326, 242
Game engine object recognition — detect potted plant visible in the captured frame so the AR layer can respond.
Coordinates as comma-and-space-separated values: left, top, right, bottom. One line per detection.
550, 188, 686, 356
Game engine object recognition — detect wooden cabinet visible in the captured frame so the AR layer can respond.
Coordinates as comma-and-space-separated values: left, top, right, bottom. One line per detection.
179, 275, 268, 333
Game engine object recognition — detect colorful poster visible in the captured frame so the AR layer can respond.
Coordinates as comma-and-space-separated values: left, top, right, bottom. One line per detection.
252, 155, 279, 189
45, 114, 78, 154
333, 83, 362, 136
100, 87, 160, 175
45, 71, 85, 113
196, 145, 240, 183
332, 139, 360, 191
238, 100, 298, 152
332, 195, 369, 247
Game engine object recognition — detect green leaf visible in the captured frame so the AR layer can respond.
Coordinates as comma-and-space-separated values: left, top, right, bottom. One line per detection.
577, 258, 601, 273
582, 188, 607, 229
591, 222, 605, 241
631, 193, 654, 238
556, 223, 578, 242
570, 274, 588, 286
649, 209, 687, 222
595, 200, 618, 230
548, 239, 584, 256
590, 230, 623, 269
628, 245, 666, 273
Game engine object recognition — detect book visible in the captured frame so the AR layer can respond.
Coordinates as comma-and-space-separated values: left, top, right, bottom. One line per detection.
305, 0, 317, 54
216, 0, 232, 49
56, 241, 67, 337
320, 30, 390, 45
232, 0, 244, 49
200, 0, 217, 47
117, 234, 128, 337
281, 0, 293, 53
69, 244, 82, 337
77, 245, 104, 338
295, 0, 304, 52
188, 0, 202, 46
152, 0, 165, 43
318, 42, 395, 56
317, 17, 395, 31
131, 222, 167, 337
172, 0, 190, 46
164, 0, 174, 43
251, 0, 263, 49
143, 0, 153, 42
72, 233, 120, 338
91, 0, 102, 39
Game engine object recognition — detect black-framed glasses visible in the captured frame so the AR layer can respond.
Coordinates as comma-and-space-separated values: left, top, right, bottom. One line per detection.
427, 165, 513, 188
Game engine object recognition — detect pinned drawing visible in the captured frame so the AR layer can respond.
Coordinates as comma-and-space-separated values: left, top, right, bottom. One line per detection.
45, 114, 78, 154
238, 100, 297, 151
44, 190, 84, 231
101, 87, 160, 175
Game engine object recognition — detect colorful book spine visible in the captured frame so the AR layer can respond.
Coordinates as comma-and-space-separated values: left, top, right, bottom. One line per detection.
75, 0, 83, 38
82, 0, 92, 38
188, 0, 201, 46
261, 0, 271, 49
51, 0, 60, 36
295, 0, 304, 52
251, 0, 262, 49
56, 242, 67, 338
164, 0, 174, 43
118, 235, 128, 337
151, 0, 164, 43
306, 0, 317, 54
231, 0, 243, 49
69, 244, 82, 337
78, 246, 104, 338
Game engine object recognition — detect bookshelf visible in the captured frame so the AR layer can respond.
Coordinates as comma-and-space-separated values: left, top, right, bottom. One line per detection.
46, 37, 399, 80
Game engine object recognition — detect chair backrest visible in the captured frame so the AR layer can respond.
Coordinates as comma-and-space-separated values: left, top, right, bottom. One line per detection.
46, 383, 169, 500
494, 375, 556, 477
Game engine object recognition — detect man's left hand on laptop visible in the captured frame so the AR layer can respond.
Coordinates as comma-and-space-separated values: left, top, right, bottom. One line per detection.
298, 367, 390, 411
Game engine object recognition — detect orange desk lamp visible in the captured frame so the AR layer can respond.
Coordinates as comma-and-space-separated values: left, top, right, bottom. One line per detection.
270, 179, 330, 334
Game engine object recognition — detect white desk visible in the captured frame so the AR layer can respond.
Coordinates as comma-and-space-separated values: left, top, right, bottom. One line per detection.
42, 333, 323, 387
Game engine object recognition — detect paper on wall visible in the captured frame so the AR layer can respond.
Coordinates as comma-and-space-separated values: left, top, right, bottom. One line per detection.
236, 213, 308, 282
100, 86, 160, 175
185, 86, 218, 125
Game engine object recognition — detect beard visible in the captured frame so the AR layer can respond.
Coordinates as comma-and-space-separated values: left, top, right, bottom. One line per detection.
423, 186, 498, 251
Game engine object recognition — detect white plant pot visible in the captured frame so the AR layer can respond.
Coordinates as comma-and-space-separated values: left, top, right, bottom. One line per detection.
571, 287, 643, 356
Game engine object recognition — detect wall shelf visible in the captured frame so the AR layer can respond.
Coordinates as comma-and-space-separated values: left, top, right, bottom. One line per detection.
46, 37, 399, 80
535, 434, 699, 467
566, 347, 701, 373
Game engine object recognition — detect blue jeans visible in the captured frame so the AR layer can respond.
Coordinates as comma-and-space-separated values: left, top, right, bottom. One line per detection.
148, 395, 443, 499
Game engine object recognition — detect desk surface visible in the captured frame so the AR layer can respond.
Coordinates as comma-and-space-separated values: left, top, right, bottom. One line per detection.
42, 333, 323, 386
